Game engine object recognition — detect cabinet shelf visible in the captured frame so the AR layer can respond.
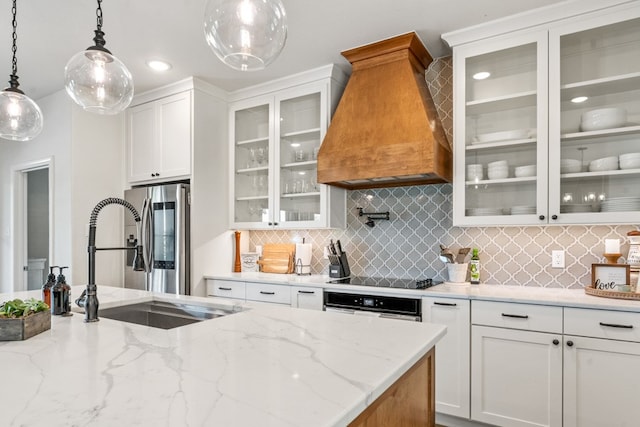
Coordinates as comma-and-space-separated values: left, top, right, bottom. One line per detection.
236, 166, 269, 174
236, 136, 269, 146
466, 138, 536, 151
281, 191, 320, 198
466, 90, 536, 115
236, 195, 268, 201
281, 128, 321, 139
561, 124, 640, 142
561, 72, 640, 101
561, 168, 640, 181
465, 176, 536, 186
281, 160, 317, 169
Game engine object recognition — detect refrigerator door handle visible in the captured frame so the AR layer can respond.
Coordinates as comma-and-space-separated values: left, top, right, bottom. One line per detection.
141, 197, 154, 274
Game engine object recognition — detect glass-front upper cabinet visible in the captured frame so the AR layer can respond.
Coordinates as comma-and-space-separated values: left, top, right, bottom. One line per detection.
453, 31, 548, 226
230, 97, 273, 227
549, 12, 640, 224
229, 69, 347, 230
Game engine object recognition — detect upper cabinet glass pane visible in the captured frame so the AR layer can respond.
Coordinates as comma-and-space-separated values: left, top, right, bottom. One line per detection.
559, 17, 640, 215
463, 42, 539, 218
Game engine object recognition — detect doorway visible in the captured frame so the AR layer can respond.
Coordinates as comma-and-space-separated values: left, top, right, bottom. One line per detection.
12, 159, 53, 291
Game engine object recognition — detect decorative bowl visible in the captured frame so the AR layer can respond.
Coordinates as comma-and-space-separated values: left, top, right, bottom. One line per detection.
580, 107, 627, 131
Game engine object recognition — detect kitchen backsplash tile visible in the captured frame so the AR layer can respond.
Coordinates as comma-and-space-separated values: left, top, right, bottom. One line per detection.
249, 184, 639, 288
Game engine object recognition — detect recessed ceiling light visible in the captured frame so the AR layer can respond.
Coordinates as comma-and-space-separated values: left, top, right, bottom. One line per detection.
571, 96, 588, 103
146, 59, 172, 72
473, 71, 491, 80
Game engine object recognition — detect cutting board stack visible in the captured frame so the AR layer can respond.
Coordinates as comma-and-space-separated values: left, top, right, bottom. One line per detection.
257, 243, 296, 274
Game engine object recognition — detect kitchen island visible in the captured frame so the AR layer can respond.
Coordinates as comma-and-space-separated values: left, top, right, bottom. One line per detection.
0, 286, 445, 426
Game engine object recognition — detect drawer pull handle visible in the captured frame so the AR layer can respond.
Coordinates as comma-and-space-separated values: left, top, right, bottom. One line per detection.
599, 322, 633, 329
434, 302, 457, 307
298, 290, 315, 294
260, 291, 276, 295
501, 313, 529, 319
218, 287, 232, 291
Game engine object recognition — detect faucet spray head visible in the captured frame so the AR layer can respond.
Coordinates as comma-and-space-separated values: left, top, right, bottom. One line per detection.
133, 245, 145, 271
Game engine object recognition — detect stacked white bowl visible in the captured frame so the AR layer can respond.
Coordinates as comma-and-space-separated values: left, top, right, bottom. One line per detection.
560, 158, 581, 174
580, 107, 627, 132
619, 153, 640, 170
514, 164, 536, 178
466, 164, 484, 181
487, 160, 509, 179
589, 156, 619, 172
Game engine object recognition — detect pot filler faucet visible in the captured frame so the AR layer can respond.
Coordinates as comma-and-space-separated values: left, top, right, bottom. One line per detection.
75, 197, 146, 322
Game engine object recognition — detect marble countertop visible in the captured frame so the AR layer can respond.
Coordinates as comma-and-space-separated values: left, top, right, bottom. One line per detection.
0, 286, 445, 427
206, 272, 640, 313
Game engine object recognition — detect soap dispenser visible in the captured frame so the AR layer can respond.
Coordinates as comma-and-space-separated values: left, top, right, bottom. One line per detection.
51, 266, 72, 316
42, 266, 57, 307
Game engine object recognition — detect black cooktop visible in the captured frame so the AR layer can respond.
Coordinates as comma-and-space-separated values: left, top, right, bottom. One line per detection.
326, 276, 438, 289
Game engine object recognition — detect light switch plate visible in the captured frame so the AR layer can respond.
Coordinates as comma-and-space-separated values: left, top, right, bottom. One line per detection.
552, 250, 565, 268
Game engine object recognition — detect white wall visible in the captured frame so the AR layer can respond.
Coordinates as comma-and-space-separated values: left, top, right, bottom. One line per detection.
70, 105, 124, 287
0, 90, 72, 293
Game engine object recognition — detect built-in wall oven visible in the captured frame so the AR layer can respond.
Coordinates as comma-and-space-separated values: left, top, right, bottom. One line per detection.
323, 291, 422, 322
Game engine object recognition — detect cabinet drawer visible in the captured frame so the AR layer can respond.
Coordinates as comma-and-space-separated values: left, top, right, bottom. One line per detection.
246, 282, 291, 305
564, 307, 640, 343
472, 300, 562, 333
206, 279, 246, 300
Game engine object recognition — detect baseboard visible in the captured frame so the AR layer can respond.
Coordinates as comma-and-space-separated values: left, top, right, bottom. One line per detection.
436, 413, 497, 427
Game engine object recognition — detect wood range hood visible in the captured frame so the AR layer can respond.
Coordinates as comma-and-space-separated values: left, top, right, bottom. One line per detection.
317, 32, 452, 190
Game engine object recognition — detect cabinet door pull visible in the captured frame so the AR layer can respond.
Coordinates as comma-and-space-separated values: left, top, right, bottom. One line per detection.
567, 340, 574, 347
551, 214, 558, 220
599, 322, 633, 329
501, 313, 529, 319
539, 215, 545, 220
298, 290, 315, 294
434, 302, 457, 306
218, 287, 232, 291
552, 339, 559, 345
260, 291, 275, 295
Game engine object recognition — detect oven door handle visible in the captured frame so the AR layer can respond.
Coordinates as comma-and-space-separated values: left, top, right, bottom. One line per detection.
324, 306, 356, 315
379, 313, 421, 322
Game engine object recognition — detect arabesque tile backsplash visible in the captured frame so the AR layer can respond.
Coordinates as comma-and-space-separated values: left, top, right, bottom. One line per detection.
249, 184, 639, 289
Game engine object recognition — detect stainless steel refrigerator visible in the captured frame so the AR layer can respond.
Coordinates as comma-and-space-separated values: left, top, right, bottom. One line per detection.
124, 183, 190, 295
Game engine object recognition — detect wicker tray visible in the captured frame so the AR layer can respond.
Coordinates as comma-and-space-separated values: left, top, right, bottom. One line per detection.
584, 286, 640, 301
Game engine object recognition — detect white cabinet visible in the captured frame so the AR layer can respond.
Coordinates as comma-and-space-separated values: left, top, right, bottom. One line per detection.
422, 297, 470, 419
563, 307, 640, 427
291, 286, 323, 310
126, 91, 192, 184
229, 66, 347, 229
447, 2, 640, 226
471, 301, 563, 427
206, 279, 246, 300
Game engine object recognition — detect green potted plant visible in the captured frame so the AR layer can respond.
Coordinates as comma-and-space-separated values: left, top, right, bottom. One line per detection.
0, 298, 51, 341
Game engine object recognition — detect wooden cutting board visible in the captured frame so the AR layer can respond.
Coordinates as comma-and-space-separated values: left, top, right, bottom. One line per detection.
257, 243, 296, 274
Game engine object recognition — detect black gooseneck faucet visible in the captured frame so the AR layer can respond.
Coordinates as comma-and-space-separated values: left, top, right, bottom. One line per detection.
75, 197, 146, 322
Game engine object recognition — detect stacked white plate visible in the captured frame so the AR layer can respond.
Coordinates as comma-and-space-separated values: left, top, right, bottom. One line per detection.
510, 205, 536, 215
474, 129, 530, 144
589, 156, 618, 172
561, 204, 598, 213
466, 207, 505, 216
619, 153, 640, 170
514, 165, 536, 178
487, 160, 509, 179
467, 164, 484, 180
580, 107, 627, 132
600, 197, 640, 212
561, 159, 581, 174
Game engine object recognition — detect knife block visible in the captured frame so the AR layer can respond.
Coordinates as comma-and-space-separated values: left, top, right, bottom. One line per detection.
329, 252, 351, 278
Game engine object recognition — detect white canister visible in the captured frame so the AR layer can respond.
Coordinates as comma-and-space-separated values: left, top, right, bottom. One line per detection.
447, 263, 469, 283
240, 252, 259, 272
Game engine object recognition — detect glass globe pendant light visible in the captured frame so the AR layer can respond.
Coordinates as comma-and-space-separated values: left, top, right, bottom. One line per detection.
0, 0, 43, 141
64, 0, 133, 115
204, 0, 288, 71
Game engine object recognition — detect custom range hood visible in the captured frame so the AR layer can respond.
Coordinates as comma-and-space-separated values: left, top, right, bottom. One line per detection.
317, 32, 452, 190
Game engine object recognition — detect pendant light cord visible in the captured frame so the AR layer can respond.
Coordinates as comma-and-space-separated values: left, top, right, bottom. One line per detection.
9, 0, 19, 88
96, 0, 103, 31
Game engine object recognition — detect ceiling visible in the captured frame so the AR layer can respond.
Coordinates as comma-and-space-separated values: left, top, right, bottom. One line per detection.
0, 0, 564, 101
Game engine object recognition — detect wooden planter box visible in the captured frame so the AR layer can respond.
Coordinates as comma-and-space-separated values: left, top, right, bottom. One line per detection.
0, 310, 51, 341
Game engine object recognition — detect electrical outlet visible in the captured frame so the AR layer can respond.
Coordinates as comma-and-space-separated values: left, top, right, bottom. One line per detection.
552, 250, 565, 268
